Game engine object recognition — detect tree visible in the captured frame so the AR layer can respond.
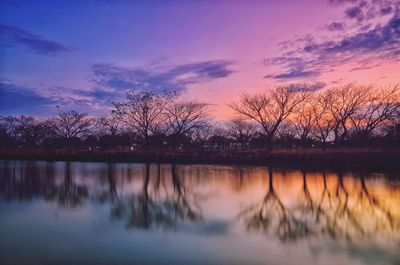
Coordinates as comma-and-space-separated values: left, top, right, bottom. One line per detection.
226, 118, 257, 149
112, 91, 175, 148
50, 109, 93, 140
292, 98, 317, 147
20, 119, 54, 147
191, 123, 213, 147
322, 84, 371, 143
228, 86, 307, 148
165, 100, 210, 147
0, 115, 52, 147
382, 108, 400, 144
97, 114, 121, 136
0, 115, 25, 147
166, 100, 210, 136
0, 115, 32, 140
350, 84, 400, 139
0, 119, 9, 147
207, 124, 230, 150
311, 97, 335, 149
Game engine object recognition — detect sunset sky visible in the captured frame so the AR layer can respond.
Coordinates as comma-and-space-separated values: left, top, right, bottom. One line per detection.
1, 0, 399, 119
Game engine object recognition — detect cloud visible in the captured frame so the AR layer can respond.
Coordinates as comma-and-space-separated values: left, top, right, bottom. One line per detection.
317, 11, 400, 55
334, 0, 399, 22
0, 59, 234, 116
0, 80, 54, 114
0, 24, 70, 56
345, 6, 364, 21
326, 22, 345, 31
265, 69, 320, 80
328, 0, 359, 6
264, 3, 400, 81
263, 54, 323, 81
91, 60, 234, 97
287, 82, 326, 92
381, 5, 394, 15
0, 80, 105, 115
349, 62, 382, 71
169, 61, 233, 79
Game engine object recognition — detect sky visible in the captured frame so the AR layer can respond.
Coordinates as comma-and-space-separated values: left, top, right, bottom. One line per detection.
1, 0, 399, 119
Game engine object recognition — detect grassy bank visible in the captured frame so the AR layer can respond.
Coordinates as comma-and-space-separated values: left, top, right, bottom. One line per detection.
1, 148, 400, 171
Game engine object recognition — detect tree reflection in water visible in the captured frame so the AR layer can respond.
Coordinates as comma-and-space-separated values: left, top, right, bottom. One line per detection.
0, 160, 399, 244
47, 162, 89, 207
109, 163, 202, 230
0, 160, 57, 202
239, 168, 400, 244
239, 168, 310, 241
97, 163, 118, 203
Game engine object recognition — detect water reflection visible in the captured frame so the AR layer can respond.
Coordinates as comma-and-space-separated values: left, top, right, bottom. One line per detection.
239, 168, 311, 241
1, 160, 400, 265
109, 163, 202, 230
239, 169, 400, 244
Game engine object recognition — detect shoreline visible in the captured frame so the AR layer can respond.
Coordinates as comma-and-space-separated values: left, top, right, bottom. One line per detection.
1, 148, 400, 172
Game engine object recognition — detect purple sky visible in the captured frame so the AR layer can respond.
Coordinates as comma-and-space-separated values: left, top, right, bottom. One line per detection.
1, 0, 399, 119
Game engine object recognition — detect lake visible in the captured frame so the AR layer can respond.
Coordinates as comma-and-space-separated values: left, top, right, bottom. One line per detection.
0, 160, 400, 265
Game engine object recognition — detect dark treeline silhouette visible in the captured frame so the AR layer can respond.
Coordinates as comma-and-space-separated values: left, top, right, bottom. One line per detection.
1, 84, 400, 155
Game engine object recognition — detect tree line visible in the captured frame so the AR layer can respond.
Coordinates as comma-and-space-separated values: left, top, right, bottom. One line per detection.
1, 83, 400, 150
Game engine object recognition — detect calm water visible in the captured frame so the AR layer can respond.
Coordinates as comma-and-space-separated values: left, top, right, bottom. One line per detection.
0, 161, 400, 265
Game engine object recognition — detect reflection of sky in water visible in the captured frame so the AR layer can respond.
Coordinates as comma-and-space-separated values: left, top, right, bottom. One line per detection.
0, 161, 400, 265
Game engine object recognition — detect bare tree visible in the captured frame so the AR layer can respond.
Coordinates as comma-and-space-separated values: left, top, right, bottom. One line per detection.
97, 114, 121, 136
293, 98, 317, 147
166, 100, 210, 136
51, 109, 93, 139
191, 122, 213, 147
350, 84, 400, 139
226, 118, 257, 149
310, 94, 336, 148
228, 86, 307, 148
112, 91, 175, 148
20, 120, 54, 147
0, 115, 33, 139
322, 84, 372, 143
208, 124, 230, 150
0, 115, 53, 146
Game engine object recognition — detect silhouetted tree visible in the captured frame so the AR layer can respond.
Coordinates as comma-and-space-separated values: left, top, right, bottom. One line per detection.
97, 114, 121, 136
0, 115, 54, 147
350, 84, 400, 140
226, 118, 257, 149
293, 98, 318, 147
50, 109, 93, 140
228, 86, 307, 148
112, 91, 175, 149
323, 84, 372, 143
311, 96, 336, 149
165, 100, 210, 147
